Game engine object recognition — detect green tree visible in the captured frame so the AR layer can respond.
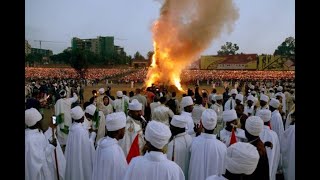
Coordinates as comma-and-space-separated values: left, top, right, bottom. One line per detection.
217, 42, 239, 55
26, 53, 43, 63
69, 50, 89, 79
274, 37, 295, 61
134, 51, 145, 60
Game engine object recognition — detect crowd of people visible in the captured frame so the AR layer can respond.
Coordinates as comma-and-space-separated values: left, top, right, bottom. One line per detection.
25, 77, 295, 180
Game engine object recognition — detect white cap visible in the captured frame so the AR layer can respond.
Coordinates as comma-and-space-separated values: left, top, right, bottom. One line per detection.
215, 95, 223, 100
99, 88, 105, 94
25, 108, 42, 127
59, 90, 66, 98
250, 91, 256, 95
260, 88, 265, 92
269, 98, 280, 108
71, 106, 84, 120
247, 95, 255, 102
85, 104, 96, 116
257, 109, 271, 122
201, 109, 217, 130
116, 91, 123, 98
277, 86, 283, 91
129, 99, 142, 110
170, 115, 187, 128
181, 96, 194, 110
260, 94, 269, 102
235, 94, 244, 102
275, 92, 282, 98
245, 116, 264, 136
145, 120, 171, 149
191, 106, 205, 124
225, 142, 260, 175
105, 112, 126, 131
223, 109, 238, 122
230, 89, 238, 95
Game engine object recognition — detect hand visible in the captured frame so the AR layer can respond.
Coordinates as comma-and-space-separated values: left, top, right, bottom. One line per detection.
49, 138, 57, 147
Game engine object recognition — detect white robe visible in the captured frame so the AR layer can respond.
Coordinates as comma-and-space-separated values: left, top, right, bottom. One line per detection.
206, 175, 227, 180
95, 111, 106, 144
54, 93, 78, 145
92, 137, 128, 180
123, 151, 185, 180
44, 127, 66, 180
112, 98, 128, 113
219, 128, 247, 147
285, 107, 294, 130
281, 125, 295, 180
150, 102, 161, 117
181, 111, 195, 135
259, 126, 281, 180
211, 103, 224, 134
25, 128, 55, 180
64, 122, 95, 180
100, 103, 114, 117
189, 133, 227, 180
119, 116, 145, 157
270, 110, 284, 145
167, 132, 192, 179
224, 98, 236, 110
153, 105, 174, 126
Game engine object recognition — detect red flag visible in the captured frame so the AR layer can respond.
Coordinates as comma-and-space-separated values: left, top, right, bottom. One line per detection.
126, 134, 140, 163
268, 121, 272, 130
230, 127, 237, 145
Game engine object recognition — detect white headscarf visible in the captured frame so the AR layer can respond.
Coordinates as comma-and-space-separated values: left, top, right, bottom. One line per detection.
223, 109, 238, 122
245, 116, 264, 136
85, 104, 97, 116
145, 120, 171, 149
129, 99, 142, 110
170, 115, 187, 128
269, 98, 280, 108
257, 109, 271, 122
105, 112, 126, 131
201, 109, 217, 130
70, 106, 84, 120
180, 96, 193, 110
25, 108, 42, 127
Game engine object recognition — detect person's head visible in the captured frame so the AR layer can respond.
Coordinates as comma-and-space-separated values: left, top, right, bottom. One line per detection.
276, 86, 283, 93
145, 120, 171, 153
135, 88, 141, 94
59, 90, 67, 98
129, 91, 134, 97
195, 96, 203, 105
275, 93, 282, 102
225, 142, 260, 178
83, 101, 91, 110
269, 98, 280, 112
103, 95, 109, 106
172, 91, 176, 98
181, 96, 194, 113
235, 94, 243, 105
84, 104, 96, 120
92, 90, 97, 97
25, 108, 44, 131
106, 112, 126, 140
170, 115, 187, 137
223, 109, 238, 129
215, 95, 223, 105
235, 104, 245, 118
201, 109, 217, 134
259, 94, 269, 107
98, 88, 105, 95
159, 96, 167, 104
122, 90, 127, 96
230, 89, 238, 99
246, 95, 255, 107
257, 109, 271, 125
244, 116, 264, 140
116, 91, 123, 99
212, 89, 217, 94
71, 106, 85, 123
128, 99, 143, 120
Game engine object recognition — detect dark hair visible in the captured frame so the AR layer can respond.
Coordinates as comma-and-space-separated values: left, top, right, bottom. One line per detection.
129, 91, 134, 97
159, 96, 167, 104
89, 97, 95, 104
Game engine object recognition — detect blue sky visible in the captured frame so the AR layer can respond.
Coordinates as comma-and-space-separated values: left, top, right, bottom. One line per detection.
25, 0, 295, 57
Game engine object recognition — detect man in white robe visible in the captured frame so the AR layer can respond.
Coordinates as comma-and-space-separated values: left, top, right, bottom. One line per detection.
191, 97, 206, 137
54, 90, 78, 146
206, 142, 260, 180
224, 89, 238, 110
281, 120, 295, 180
180, 96, 195, 135
167, 115, 192, 179
85, 104, 106, 145
112, 91, 129, 113
269, 98, 284, 145
219, 109, 247, 147
256, 94, 270, 115
92, 112, 128, 180
119, 99, 145, 157
64, 106, 95, 180
211, 95, 224, 134
189, 109, 227, 180
25, 108, 56, 180
244, 95, 256, 116
152, 96, 174, 126
124, 120, 185, 180
257, 109, 281, 180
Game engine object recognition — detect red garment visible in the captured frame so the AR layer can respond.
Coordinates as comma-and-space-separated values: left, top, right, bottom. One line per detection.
126, 134, 140, 163
230, 127, 237, 145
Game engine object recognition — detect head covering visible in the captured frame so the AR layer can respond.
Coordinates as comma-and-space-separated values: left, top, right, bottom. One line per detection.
257, 109, 271, 122
223, 109, 238, 122
191, 106, 205, 124
275, 92, 282, 98
71, 106, 85, 120
99, 88, 105, 94
201, 109, 217, 130
59, 90, 66, 98
230, 89, 238, 95
116, 91, 123, 98
25, 108, 42, 127
225, 142, 260, 175
269, 98, 280, 108
181, 96, 193, 109
245, 116, 264, 136
129, 99, 142, 111
85, 104, 96, 116
215, 95, 223, 100
247, 95, 255, 102
250, 91, 256, 95
260, 94, 269, 102
269, 88, 274, 92
235, 94, 243, 102
249, 84, 255, 90
260, 88, 265, 92
277, 86, 283, 91
145, 120, 171, 149
170, 115, 187, 128
153, 106, 169, 122
105, 112, 126, 131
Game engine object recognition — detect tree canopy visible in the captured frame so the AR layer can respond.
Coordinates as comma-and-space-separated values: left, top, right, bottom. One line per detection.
69, 50, 89, 79
217, 42, 239, 56
274, 37, 295, 61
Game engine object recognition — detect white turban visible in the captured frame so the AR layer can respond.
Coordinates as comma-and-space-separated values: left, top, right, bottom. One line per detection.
215, 95, 223, 100
59, 90, 66, 98
129, 99, 142, 110
235, 94, 243, 103
223, 109, 238, 122
105, 112, 126, 131
245, 116, 264, 136
99, 88, 105, 94
247, 95, 255, 102
269, 88, 274, 92
85, 104, 97, 116
116, 91, 123, 98
269, 98, 280, 108
181, 96, 193, 110
170, 115, 187, 128
277, 86, 283, 91
25, 108, 42, 127
225, 142, 260, 175
249, 84, 255, 89
191, 106, 205, 124
260, 94, 269, 102
153, 106, 169, 122
201, 109, 217, 130
250, 91, 256, 95
275, 92, 282, 98
257, 109, 271, 122
230, 89, 238, 95
71, 106, 84, 120
260, 88, 265, 92
145, 120, 171, 149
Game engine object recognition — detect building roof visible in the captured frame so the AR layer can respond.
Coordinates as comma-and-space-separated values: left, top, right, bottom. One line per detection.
220, 54, 257, 64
